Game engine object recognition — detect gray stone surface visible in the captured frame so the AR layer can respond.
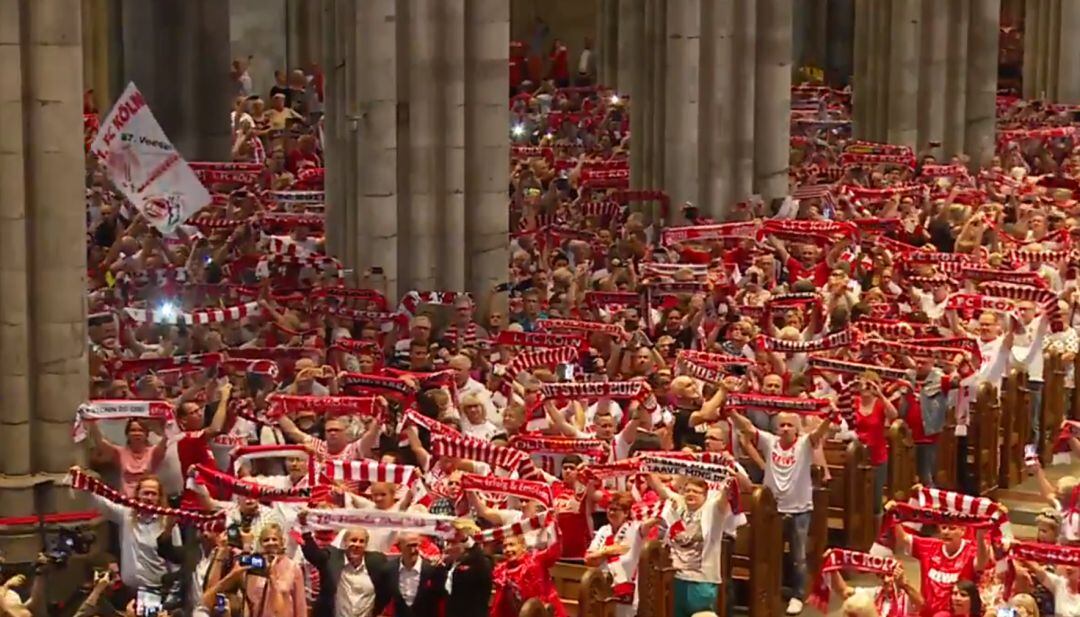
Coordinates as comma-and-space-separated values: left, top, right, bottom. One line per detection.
753, 0, 793, 201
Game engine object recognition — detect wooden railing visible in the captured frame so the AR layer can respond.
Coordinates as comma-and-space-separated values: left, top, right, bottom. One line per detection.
1001, 368, 1031, 488
971, 382, 1002, 495
722, 486, 784, 617
886, 419, 916, 503
1040, 350, 1067, 465
520, 597, 553, 617
577, 567, 615, 617
637, 541, 674, 617
821, 439, 875, 550
937, 404, 959, 489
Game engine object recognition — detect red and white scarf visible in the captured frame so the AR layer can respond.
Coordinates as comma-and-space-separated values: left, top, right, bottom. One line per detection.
660, 222, 759, 245
808, 549, 906, 617
188, 464, 311, 502
265, 394, 385, 421
323, 460, 419, 487
538, 380, 651, 402
536, 318, 628, 341
757, 329, 856, 353
726, 392, 833, 415
509, 434, 609, 460
460, 473, 554, 507
123, 302, 262, 326
66, 469, 225, 530
497, 330, 589, 350
72, 400, 175, 442
431, 434, 527, 471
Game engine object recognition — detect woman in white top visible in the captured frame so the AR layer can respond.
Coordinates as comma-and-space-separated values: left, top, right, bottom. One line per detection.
584, 492, 653, 617
79, 470, 181, 591
1020, 559, 1080, 617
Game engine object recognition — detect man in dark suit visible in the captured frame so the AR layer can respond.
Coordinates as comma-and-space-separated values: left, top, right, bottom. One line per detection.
445, 519, 493, 617
386, 532, 447, 617
300, 526, 392, 617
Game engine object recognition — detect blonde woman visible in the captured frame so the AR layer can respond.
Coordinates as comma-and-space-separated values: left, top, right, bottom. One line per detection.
243, 523, 306, 617
840, 592, 879, 617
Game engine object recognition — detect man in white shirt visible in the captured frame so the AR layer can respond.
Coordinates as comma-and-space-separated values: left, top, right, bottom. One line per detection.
730, 410, 832, 615
387, 533, 446, 617
299, 525, 393, 617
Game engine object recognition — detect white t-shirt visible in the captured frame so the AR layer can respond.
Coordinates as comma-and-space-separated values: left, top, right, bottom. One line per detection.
1046, 572, 1080, 617
756, 432, 815, 514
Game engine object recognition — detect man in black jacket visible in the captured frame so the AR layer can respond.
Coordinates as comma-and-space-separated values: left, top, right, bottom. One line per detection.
300, 527, 392, 617
445, 519, 493, 617
386, 533, 447, 617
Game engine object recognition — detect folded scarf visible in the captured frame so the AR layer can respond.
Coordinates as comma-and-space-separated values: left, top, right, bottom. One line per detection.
757, 328, 856, 353
807, 356, 910, 381
66, 469, 225, 531
536, 318, 628, 341
302, 508, 456, 536
432, 434, 526, 471
726, 392, 832, 414
72, 400, 176, 442
538, 380, 651, 401
496, 330, 589, 350
660, 222, 759, 245
509, 434, 609, 460
460, 473, 553, 507
808, 549, 906, 617
323, 460, 419, 487
189, 464, 311, 502
264, 394, 385, 420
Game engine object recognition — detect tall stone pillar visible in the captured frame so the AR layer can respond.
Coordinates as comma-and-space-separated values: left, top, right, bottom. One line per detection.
287, 0, 322, 69
322, 0, 508, 302
82, 0, 120, 111
942, 0, 969, 158
465, 0, 510, 300
596, 0, 618, 88
964, 0, 1000, 168
0, 0, 89, 560
753, 0, 793, 201
121, 0, 232, 160
699, 0, 736, 218
852, 0, 871, 138
648, 0, 667, 198
917, 0, 948, 157
1023, 0, 1080, 103
663, 0, 700, 214
618, 0, 646, 189
886, 0, 919, 148
729, 0, 757, 201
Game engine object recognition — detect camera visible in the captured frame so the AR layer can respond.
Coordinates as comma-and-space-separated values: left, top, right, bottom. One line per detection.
226, 524, 243, 549
214, 593, 228, 615
46, 528, 95, 567
136, 589, 163, 617
238, 553, 268, 576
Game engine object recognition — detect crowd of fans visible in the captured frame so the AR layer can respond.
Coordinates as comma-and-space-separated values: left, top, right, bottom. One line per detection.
9, 24, 1080, 617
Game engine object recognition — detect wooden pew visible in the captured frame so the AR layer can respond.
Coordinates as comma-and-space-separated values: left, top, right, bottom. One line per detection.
520, 597, 553, 617
1072, 350, 1080, 421
577, 568, 616, 617
551, 562, 587, 617
637, 541, 674, 617
1000, 368, 1031, 488
886, 419, 916, 502
936, 405, 958, 489
1040, 351, 1067, 466
809, 466, 830, 574
722, 486, 784, 617
821, 439, 875, 550
970, 382, 1002, 495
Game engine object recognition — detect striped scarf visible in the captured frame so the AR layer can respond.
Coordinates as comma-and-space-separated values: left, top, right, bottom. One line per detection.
67, 469, 225, 531
757, 328, 856, 353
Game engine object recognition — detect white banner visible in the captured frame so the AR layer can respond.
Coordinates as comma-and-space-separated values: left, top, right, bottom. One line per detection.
90, 82, 210, 233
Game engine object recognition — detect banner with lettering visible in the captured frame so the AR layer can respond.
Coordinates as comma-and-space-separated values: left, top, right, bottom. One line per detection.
89, 82, 210, 233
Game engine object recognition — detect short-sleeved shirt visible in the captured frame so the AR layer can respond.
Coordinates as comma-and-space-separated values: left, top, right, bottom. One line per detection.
1045, 572, 1080, 617
756, 432, 814, 513
911, 536, 977, 616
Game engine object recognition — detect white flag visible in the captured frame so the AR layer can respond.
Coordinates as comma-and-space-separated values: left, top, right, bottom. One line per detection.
90, 82, 210, 233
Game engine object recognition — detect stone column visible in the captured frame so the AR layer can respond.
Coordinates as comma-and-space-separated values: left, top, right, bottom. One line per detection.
663, 0, 700, 215
618, 0, 646, 189
402, 0, 437, 292
287, 0, 322, 69
943, 0, 969, 158
639, 0, 657, 190
964, 0, 1000, 168
1023, 0, 1080, 103
917, 0, 947, 157
596, 0, 618, 87
464, 0, 510, 300
753, 0, 792, 201
870, 0, 891, 141
121, 0, 232, 160
648, 0, 667, 197
0, 0, 89, 559
852, 0, 871, 138
436, 0, 466, 292
82, 0, 119, 111
825, 0, 855, 86
886, 0, 919, 148
699, 0, 736, 218
729, 0, 756, 201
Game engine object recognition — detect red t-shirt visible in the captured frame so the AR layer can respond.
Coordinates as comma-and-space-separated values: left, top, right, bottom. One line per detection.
287, 149, 321, 175
552, 482, 590, 559
853, 398, 889, 466
785, 257, 830, 286
176, 430, 218, 509
911, 535, 978, 616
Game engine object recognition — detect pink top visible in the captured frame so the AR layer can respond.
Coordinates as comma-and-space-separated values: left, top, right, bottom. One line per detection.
244, 556, 306, 617
114, 446, 163, 497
